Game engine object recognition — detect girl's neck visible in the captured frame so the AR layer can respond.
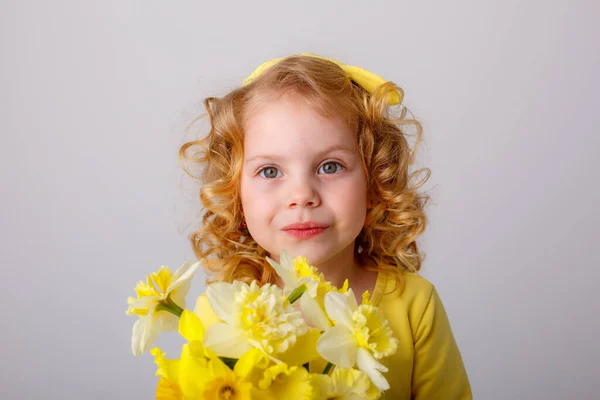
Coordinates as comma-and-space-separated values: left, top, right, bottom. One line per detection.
316, 250, 357, 289
315, 245, 378, 296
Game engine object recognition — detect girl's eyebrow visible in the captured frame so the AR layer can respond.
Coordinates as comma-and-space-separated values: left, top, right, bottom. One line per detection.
244, 144, 357, 164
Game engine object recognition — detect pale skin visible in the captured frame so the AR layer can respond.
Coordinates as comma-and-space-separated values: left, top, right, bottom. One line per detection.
240, 92, 378, 301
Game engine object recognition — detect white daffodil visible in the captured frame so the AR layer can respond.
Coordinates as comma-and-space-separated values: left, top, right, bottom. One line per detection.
203, 280, 310, 360
126, 260, 201, 356
316, 291, 399, 391
299, 291, 332, 331
267, 249, 348, 331
266, 250, 321, 298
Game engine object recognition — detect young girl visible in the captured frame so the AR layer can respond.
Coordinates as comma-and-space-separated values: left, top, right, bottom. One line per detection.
179, 53, 472, 399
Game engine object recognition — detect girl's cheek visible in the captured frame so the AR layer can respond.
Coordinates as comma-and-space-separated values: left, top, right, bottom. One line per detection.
243, 176, 271, 192
256, 179, 282, 192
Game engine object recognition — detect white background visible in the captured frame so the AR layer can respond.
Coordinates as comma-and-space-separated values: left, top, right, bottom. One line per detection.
1, 1, 599, 399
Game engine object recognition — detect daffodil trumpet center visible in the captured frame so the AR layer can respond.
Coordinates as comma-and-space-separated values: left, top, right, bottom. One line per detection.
286, 284, 307, 304
154, 296, 184, 317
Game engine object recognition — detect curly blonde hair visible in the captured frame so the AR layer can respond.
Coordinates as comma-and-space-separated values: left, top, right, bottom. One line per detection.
178, 55, 431, 291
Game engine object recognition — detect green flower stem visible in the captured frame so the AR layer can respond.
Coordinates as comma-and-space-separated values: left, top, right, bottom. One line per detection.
287, 285, 308, 304
167, 297, 184, 316
220, 357, 238, 369
155, 297, 183, 317
322, 362, 334, 375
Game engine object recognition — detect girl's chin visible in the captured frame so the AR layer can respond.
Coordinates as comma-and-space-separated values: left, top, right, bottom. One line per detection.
265, 245, 325, 262
272, 244, 349, 266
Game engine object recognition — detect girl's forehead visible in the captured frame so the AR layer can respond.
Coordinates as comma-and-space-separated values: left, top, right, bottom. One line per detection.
242, 94, 357, 158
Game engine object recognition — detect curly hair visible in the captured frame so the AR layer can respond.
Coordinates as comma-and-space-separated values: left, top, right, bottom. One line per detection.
178, 55, 431, 291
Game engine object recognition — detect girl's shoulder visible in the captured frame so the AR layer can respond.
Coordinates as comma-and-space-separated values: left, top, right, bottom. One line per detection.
374, 271, 440, 329
375, 271, 435, 306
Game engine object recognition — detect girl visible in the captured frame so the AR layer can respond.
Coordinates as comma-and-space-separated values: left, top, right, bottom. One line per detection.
179, 53, 472, 399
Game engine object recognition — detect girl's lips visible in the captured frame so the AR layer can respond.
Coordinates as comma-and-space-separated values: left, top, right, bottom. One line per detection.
283, 227, 328, 239
282, 221, 329, 230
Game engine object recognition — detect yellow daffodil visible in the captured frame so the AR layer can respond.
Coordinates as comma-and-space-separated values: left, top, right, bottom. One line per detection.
152, 340, 261, 400
203, 280, 310, 359
169, 309, 251, 399
316, 291, 398, 391
258, 363, 313, 400
177, 344, 255, 399
155, 377, 183, 400
202, 357, 254, 400
299, 292, 332, 331
179, 342, 268, 399
151, 347, 183, 400
126, 261, 201, 355
311, 367, 381, 400
234, 348, 314, 400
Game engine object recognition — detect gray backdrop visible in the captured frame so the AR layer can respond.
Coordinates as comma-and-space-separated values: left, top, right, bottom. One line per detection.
1, 0, 598, 399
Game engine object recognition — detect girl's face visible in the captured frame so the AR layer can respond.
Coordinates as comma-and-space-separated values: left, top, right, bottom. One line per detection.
240, 92, 369, 267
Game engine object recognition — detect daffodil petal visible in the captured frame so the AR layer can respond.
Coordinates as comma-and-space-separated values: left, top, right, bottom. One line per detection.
179, 343, 211, 396
132, 314, 161, 356
151, 347, 180, 382
150, 267, 174, 294
194, 294, 221, 328
179, 309, 205, 342
170, 260, 200, 284
206, 282, 235, 324
234, 348, 267, 378
155, 376, 182, 400
167, 261, 200, 305
324, 292, 354, 329
130, 295, 160, 311
266, 252, 296, 290
316, 325, 357, 368
278, 328, 322, 366
300, 293, 330, 331
345, 288, 358, 311
298, 277, 319, 298
356, 347, 389, 391
260, 364, 312, 399
279, 249, 296, 272
203, 322, 253, 358
310, 374, 332, 399
209, 353, 231, 377
160, 311, 179, 332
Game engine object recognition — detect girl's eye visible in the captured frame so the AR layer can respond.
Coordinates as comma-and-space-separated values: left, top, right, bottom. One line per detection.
318, 161, 343, 175
259, 166, 280, 179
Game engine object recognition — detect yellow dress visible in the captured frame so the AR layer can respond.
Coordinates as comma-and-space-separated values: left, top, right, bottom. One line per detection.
195, 271, 472, 399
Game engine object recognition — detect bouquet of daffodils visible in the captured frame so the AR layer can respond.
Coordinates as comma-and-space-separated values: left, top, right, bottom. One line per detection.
126, 250, 398, 399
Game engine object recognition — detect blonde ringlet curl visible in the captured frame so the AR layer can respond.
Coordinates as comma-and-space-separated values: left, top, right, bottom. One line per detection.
178, 55, 432, 291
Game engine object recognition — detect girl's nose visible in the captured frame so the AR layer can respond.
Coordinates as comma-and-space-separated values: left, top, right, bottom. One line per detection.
287, 178, 321, 209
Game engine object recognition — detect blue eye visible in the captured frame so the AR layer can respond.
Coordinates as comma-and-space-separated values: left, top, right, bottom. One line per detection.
259, 166, 280, 179
318, 161, 343, 174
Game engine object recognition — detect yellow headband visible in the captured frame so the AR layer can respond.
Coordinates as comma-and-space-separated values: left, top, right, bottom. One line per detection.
242, 53, 401, 105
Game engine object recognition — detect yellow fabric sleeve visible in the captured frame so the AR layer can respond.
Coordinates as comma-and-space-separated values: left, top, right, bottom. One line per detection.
410, 286, 472, 399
